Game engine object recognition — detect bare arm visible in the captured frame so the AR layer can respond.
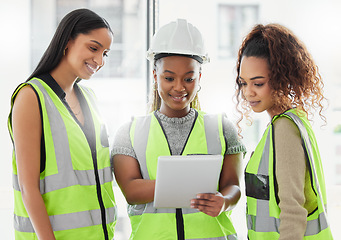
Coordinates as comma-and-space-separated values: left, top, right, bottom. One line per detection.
113, 154, 155, 205
12, 86, 56, 240
191, 153, 242, 217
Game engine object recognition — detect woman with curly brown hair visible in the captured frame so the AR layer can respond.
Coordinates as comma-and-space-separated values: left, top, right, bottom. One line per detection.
235, 23, 333, 240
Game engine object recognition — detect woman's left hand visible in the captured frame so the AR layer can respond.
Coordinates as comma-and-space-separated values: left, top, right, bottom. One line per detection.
190, 192, 226, 217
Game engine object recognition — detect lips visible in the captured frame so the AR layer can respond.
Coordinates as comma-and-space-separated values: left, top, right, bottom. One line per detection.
248, 101, 260, 107
86, 63, 99, 74
170, 94, 188, 102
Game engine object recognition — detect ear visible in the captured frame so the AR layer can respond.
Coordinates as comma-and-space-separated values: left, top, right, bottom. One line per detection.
65, 37, 75, 50
153, 69, 158, 84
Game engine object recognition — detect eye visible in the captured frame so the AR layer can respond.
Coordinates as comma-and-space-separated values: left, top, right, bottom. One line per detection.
238, 81, 247, 87
185, 78, 194, 82
90, 46, 97, 52
255, 83, 264, 87
103, 52, 109, 57
165, 77, 174, 81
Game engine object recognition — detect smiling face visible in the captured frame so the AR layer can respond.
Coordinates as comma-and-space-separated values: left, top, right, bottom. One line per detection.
65, 28, 113, 80
239, 56, 280, 118
154, 55, 201, 118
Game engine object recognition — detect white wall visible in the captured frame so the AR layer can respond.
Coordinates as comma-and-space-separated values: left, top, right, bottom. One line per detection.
0, 1, 30, 239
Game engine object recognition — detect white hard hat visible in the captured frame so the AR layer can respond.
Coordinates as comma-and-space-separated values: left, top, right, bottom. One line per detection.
147, 19, 210, 63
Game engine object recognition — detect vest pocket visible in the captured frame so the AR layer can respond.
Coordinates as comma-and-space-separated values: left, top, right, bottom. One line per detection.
245, 172, 270, 200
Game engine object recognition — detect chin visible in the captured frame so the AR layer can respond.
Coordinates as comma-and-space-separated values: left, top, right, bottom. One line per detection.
79, 74, 92, 80
251, 108, 265, 114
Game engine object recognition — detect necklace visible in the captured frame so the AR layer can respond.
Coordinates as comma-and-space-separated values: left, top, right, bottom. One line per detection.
68, 100, 82, 116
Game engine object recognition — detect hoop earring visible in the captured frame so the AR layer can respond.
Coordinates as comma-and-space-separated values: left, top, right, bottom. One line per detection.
197, 85, 201, 92
63, 48, 68, 56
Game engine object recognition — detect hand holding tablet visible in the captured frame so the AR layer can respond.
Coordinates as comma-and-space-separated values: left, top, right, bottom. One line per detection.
153, 155, 223, 208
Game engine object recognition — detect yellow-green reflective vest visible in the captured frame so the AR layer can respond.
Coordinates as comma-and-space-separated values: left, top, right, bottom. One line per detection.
245, 109, 333, 240
128, 110, 238, 240
8, 78, 116, 240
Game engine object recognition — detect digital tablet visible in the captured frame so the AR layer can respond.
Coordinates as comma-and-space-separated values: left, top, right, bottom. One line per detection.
153, 154, 223, 208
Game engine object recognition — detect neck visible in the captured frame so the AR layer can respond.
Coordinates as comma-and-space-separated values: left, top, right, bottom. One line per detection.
50, 59, 78, 94
159, 105, 191, 118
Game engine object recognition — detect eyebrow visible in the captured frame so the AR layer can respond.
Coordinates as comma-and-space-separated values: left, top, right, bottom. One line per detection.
90, 40, 103, 47
239, 76, 265, 81
163, 70, 195, 75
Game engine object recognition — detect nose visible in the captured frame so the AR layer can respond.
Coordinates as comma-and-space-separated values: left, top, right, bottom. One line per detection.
93, 53, 105, 67
173, 79, 185, 92
243, 85, 255, 98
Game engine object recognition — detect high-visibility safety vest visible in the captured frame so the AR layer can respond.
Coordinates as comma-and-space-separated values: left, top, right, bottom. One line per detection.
245, 109, 333, 239
8, 78, 116, 240
129, 110, 238, 240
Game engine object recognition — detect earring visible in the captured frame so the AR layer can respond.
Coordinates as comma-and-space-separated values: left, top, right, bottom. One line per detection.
197, 85, 201, 92
63, 48, 68, 56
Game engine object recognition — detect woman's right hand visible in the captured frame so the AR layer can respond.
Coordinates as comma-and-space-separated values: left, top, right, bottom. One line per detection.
190, 192, 226, 217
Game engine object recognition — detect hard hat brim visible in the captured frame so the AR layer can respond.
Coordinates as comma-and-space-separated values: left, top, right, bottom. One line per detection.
154, 53, 204, 64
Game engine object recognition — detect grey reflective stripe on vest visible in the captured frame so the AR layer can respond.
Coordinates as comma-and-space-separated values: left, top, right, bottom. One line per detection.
247, 208, 328, 236
129, 113, 222, 217
247, 112, 329, 236
13, 167, 113, 193
80, 86, 100, 114
13, 79, 114, 232
128, 204, 237, 240
283, 112, 324, 208
14, 207, 116, 232
128, 202, 199, 216
203, 114, 222, 154
187, 234, 238, 240
133, 115, 152, 179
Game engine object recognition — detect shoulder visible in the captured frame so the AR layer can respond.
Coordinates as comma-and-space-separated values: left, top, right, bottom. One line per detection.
273, 116, 300, 138
273, 116, 303, 162
221, 114, 239, 137
221, 114, 247, 155
222, 114, 235, 128
111, 120, 137, 159
12, 84, 38, 107
11, 84, 41, 134
114, 121, 133, 140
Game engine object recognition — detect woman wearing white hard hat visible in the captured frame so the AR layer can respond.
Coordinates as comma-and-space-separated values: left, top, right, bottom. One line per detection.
112, 19, 245, 240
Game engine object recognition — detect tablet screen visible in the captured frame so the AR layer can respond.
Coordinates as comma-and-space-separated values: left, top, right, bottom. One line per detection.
153, 155, 223, 208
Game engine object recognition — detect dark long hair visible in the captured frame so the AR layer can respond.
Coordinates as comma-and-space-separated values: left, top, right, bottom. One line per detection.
27, 8, 112, 81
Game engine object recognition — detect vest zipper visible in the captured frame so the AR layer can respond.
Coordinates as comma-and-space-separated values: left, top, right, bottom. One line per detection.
76, 88, 109, 240
154, 110, 199, 239
91, 149, 109, 240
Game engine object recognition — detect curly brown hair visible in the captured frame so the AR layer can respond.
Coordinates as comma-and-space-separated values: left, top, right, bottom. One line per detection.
235, 23, 326, 133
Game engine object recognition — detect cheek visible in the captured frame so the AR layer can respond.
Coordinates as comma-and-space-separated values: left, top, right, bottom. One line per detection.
239, 87, 246, 98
